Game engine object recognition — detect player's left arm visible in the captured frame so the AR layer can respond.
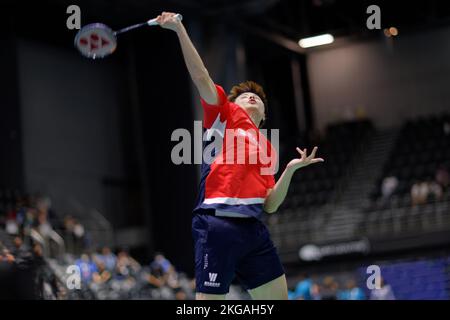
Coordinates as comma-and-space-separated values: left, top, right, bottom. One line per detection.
264, 146, 324, 213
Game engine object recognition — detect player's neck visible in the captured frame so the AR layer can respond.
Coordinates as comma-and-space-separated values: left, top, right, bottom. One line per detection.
248, 111, 262, 128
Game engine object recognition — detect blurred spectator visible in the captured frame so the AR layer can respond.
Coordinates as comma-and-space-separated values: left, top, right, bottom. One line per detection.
381, 176, 398, 200
33, 242, 44, 260
63, 216, 76, 252
141, 253, 186, 297
23, 208, 37, 237
435, 165, 449, 191
165, 265, 182, 291
75, 253, 98, 283
292, 273, 313, 300
370, 277, 395, 300
35, 208, 65, 258
115, 250, 141, 280
411, 179, 443, 205
13, 236, 25, 253
310, 283, 321, 300
151, 253, 172, 274
73, 219, 86, 253
64, 216, 86, 255
427, 180, 443, 202
5, 205, 19, 235
1, 247, 15, 264
338, 279, 366, 300
145, 253, 170, 288
145, 262, 165, 288
12, 236, 33, 269
175, 289, 187, 300
15, 200, 27, 228
36, 196, 60, 228
411, 181, 429, 206
319, 276, 338, 300
150, 253, 183, 291
92, 261, 112, 284
36, 210, 53, 238
97, 247, 117, 272
36, 196, 50, 216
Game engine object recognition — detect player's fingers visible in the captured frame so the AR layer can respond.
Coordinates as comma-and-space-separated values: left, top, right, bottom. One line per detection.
308, 146, 318, 160
162, 12, 174, 20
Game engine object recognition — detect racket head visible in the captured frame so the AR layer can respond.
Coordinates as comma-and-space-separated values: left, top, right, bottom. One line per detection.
74, 23, 117, 59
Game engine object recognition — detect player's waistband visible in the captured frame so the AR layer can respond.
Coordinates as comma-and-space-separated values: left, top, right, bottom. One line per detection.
214, 210, 252, 218
196, 209, 253, 219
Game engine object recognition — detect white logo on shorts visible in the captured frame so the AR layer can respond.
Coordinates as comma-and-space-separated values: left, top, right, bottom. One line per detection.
204, 272, 221, 287
209, 273, 218, 282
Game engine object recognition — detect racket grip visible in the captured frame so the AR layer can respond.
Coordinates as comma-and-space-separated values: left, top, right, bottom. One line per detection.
147, 13, 183, 26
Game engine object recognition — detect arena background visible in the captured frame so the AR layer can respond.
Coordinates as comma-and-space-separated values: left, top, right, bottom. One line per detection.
1, 0, 450, 300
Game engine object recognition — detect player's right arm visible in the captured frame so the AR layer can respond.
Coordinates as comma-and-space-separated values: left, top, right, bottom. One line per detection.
156, 11, 218, 105
264, 147, 324, 213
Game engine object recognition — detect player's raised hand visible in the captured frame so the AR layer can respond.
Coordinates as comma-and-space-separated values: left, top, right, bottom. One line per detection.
287, 146, 324, 171
155, 11, 182, 32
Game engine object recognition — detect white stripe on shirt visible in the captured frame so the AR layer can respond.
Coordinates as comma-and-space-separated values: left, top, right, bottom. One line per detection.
203, 197, 265, 205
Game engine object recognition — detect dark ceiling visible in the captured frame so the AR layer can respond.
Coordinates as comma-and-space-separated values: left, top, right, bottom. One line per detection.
3, 0, 450, 50
44, 0, 450, 35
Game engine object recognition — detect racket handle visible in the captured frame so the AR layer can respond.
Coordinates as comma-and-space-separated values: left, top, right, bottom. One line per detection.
147, 13, 183, 26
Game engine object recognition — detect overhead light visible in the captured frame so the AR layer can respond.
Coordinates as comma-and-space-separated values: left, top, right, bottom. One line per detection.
389, 27, 399, 36
384, 27, 399, 37
298, 34, 334, 48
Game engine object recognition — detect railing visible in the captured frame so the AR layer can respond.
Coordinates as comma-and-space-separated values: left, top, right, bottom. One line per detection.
30, 227, 65, 259
360, 197, 450, 238
269, 195, 450, 260
63, 198, 115, 251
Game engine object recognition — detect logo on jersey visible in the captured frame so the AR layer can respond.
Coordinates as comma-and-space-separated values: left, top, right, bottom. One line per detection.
170, 119, 279, 175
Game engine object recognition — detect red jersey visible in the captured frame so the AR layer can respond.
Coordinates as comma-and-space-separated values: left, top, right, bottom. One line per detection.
193, 84, 277, 219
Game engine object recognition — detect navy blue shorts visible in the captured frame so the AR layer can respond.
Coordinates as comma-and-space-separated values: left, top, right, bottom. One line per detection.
192, 213, 285, 295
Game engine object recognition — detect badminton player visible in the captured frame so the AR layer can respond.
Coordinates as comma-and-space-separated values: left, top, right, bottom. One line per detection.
156, 11, 324, 300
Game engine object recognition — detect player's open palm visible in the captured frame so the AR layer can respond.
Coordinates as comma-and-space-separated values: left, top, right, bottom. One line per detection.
287, 146, 324, 171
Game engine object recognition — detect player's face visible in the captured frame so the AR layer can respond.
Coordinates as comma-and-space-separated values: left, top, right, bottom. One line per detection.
235, 92, 265, 120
